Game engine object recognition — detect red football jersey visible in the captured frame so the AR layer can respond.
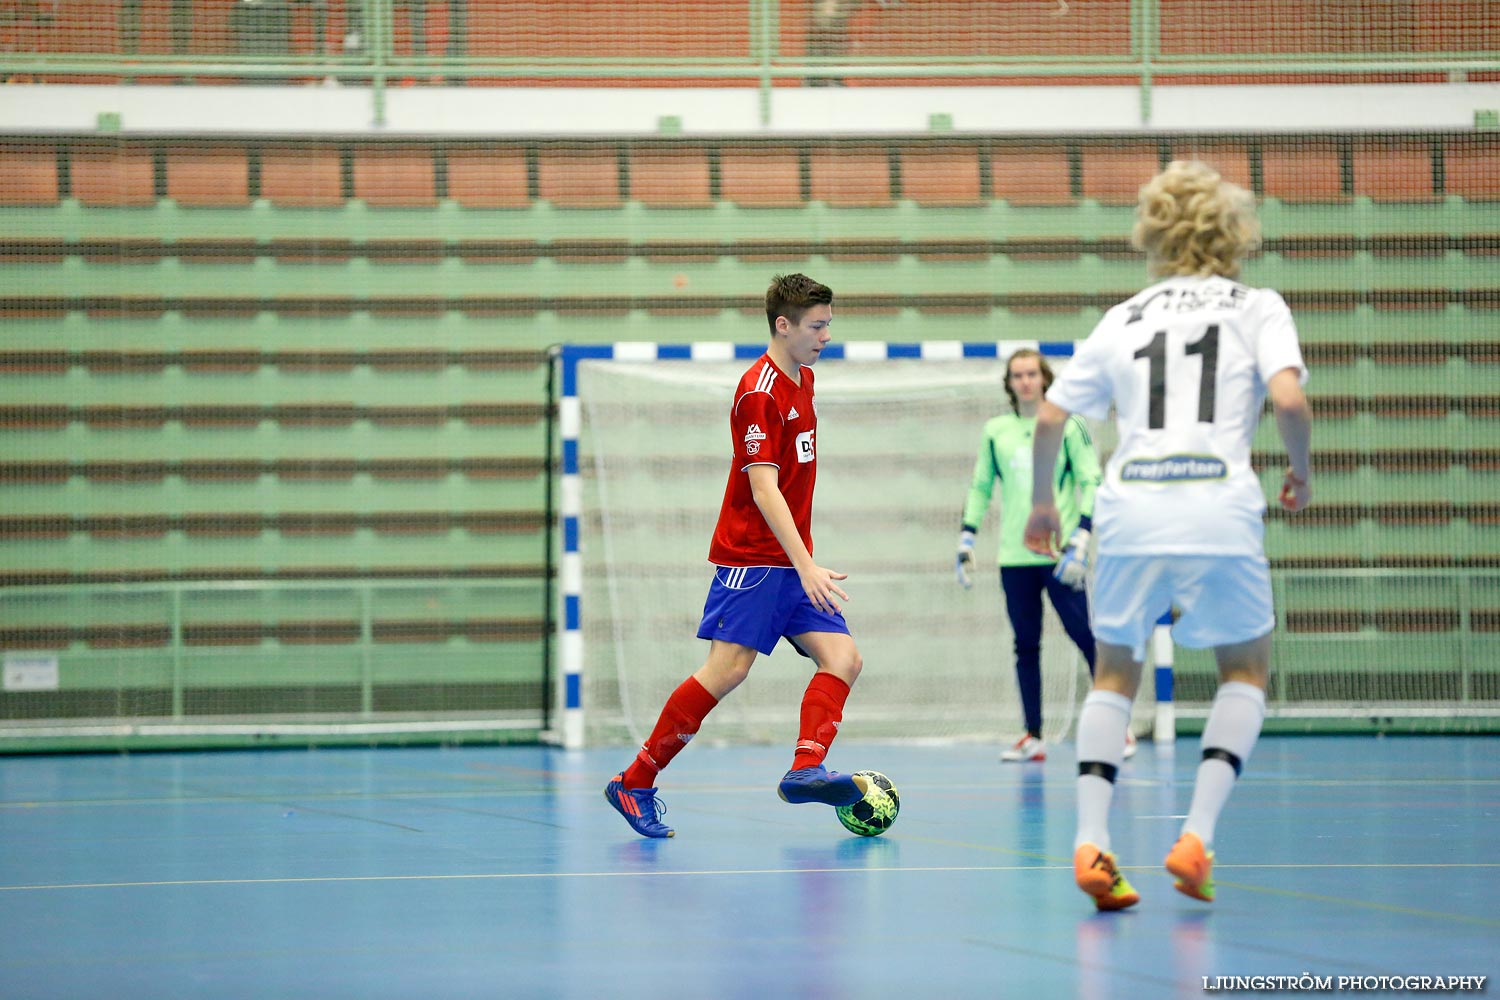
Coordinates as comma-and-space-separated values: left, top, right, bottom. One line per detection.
707, 353, 818, 566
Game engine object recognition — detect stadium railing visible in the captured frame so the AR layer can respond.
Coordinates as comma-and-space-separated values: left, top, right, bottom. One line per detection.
5, 0, 1498, 124
0, 577, 550, 752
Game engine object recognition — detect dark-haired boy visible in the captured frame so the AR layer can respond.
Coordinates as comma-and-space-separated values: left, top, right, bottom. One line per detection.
605, 274, 869, 838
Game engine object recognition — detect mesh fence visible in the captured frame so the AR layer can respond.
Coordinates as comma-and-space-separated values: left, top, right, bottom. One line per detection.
1, 1, 1497, 747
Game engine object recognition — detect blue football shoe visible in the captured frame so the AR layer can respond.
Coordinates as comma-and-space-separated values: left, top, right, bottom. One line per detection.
777, 765, 866, 806
604, 774, 674, 838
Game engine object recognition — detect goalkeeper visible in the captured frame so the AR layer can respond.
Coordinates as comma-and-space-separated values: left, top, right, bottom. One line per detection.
955, 348, 1131, 762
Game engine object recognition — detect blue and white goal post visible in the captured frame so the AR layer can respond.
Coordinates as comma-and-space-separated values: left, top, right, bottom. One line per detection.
550, 340, 1175, 750
1152, 610, 1176, 743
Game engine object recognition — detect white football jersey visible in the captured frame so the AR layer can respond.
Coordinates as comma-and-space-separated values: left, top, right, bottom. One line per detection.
1046, 275, 1307, 556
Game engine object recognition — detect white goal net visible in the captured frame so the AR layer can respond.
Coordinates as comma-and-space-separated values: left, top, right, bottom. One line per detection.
571, 348, 1149, 749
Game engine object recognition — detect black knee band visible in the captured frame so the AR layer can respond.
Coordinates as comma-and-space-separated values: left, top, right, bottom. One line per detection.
1202, 747, 1243, 777
1078, 761, 1118, 784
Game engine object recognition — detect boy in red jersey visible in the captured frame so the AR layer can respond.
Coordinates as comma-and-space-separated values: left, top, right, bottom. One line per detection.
605, 274, 868, 838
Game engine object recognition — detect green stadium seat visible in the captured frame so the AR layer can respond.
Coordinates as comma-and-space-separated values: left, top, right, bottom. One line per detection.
0, 616, 544, 650
0, 510, 547, 541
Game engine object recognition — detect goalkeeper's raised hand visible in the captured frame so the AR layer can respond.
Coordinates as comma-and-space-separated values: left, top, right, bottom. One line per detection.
1052, 527, 1091, 590
955, 530, 976, 589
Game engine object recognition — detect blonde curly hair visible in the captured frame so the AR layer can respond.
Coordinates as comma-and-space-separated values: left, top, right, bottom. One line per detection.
1132, 160, 1262, 279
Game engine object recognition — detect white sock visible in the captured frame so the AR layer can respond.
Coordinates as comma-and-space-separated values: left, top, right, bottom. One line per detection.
1182, 681, 1266, 849
1074, 689, 1133, 852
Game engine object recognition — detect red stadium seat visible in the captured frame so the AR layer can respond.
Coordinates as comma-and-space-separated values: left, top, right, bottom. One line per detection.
537, 146, 621, 208
353, 146, 438, 207
69, 146, 156, 207
1261, 143, 1345, 202
446, 147, 531, 208
990, 147, 1073, 206
719, 145, 803, 207
1079, 144, 1163, 205
260, 146, 344, 207
809, 147, 893, 207
629, 147, 713, 208
166, 147, 251, 207
899, 146, 983, 207
1170, 142, 1253, 192
0, 146, 60, 205
1443, 136, 1500, 201
1353, 140, 1437, 202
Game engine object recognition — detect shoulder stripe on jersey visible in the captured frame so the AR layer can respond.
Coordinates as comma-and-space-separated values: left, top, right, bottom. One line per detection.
1067, 414, 1093, 445
732, 362, 779, 415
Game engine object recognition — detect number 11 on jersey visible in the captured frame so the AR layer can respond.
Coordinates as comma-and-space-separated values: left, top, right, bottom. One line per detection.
1132, 324, 1220, 429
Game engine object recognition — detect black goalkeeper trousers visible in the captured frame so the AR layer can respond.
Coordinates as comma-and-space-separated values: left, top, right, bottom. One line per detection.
1000, 563, 1097, 737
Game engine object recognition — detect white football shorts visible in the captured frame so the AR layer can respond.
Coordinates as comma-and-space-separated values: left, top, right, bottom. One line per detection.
1090, 553, 1275, 661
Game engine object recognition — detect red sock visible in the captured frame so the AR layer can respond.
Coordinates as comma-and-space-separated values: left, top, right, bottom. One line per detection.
621, 676, 719, 790
792, 672, 851, 770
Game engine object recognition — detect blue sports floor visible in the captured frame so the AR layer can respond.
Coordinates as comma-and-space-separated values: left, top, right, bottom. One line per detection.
0, 736, 1495, 999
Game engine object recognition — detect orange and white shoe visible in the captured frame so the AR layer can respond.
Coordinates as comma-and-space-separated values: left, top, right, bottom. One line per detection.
1165, 832, 1215, 901
1000, 734, 1046, 762
1073, 843, 1140, 911
1123, 731, 1138, 759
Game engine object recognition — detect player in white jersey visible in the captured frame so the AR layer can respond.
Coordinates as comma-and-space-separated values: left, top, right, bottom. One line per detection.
1024, 161, 1313, 911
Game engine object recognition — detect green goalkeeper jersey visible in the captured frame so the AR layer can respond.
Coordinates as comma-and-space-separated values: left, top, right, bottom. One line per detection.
961, 412, 1102, 567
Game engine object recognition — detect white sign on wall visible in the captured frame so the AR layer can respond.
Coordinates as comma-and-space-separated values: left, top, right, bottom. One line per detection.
3, 652, 60, 692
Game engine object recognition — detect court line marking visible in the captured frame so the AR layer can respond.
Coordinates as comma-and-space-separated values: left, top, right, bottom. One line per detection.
1198, 878, 1500, 928
0, 866, 1071, 892
891, 831, 1500, 928
3, 773, 1496, 810
5, 861, 1500, 895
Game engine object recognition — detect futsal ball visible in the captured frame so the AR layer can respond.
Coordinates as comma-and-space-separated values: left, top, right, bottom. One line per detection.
835, 770, 899, 837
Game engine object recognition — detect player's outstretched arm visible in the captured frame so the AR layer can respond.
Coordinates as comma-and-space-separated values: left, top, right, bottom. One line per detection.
1268, 368, 1313, 513
746, 463, 849, 614
1024, 401, 1069, 556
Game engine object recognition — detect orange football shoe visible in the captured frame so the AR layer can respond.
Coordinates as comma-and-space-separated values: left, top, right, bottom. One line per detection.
1165, 832, 1216, 901
1074, 843, 1140, 911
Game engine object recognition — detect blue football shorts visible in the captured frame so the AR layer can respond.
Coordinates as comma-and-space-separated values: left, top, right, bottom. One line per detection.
1091, 553, 1275, 662
696, 565, 850, 656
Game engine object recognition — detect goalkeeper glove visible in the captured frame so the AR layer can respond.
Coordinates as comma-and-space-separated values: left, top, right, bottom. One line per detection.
1053, 527, 1091, 590
955, 530, 976, 589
